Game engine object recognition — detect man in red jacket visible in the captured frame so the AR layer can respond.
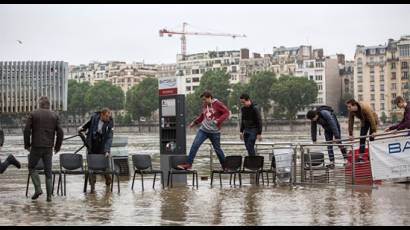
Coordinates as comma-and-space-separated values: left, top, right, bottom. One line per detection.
385, 96, 410, 132
177, 91, 230, 170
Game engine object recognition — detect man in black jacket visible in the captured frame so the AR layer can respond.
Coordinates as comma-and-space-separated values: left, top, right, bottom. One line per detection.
0, 129, 21, 173
306, 106, 347, 167
239, 94, 262, 156
24, 96, 64, 202
78, 108, 114, 193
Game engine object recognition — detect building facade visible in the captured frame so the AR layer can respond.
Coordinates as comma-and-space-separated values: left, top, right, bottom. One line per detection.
354, 35, 410, 118
0, 61, 68, 113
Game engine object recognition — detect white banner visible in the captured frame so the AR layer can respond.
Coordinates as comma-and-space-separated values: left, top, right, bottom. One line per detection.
369, 135, 410, 180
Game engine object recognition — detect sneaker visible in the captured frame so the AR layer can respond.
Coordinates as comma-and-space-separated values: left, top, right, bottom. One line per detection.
326, 162, 335, 169
6, 154, 21, 169
176, 163, 192, 170
105, 175, 112, 186
357, 157, 364, 163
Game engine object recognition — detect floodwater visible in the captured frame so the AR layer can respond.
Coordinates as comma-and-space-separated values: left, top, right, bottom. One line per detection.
1, 132, 410, 226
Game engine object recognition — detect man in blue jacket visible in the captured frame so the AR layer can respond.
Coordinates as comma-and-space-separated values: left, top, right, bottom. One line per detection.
306, 106, 347, 168
79, 108, 114, 193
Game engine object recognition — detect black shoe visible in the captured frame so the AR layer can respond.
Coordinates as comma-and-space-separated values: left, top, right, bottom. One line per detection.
6, 154, 21, 169
31, 192, 43, 200
357, 157, 364, 163
326, 163, 335, 169
46, 196, 52, 202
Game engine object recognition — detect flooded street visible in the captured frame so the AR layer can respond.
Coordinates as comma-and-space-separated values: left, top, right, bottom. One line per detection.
1, 132, 410, 225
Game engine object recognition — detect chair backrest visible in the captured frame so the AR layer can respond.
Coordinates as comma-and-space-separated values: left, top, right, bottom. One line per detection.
60, 153, 84, 171
304, 152, 325, 167
28, 155, 44, 170
87, 154, 109, 171
243, 156, 264, 171
223, 155, 242, 171
169, 155, 189, 170
132, 154, 152, 170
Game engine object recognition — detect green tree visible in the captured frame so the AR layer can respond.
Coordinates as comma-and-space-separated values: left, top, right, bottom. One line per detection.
271, 75, 318, 130
67, 80, 92, 125
125, 77, 158, 120
186, 70, 231, 122
392, 113, 398, 123
380, 111, 387, 124
247, 71, 276, 131
339, 93, 354, 116
228, 83, 249, 115
85, 81, 125, 111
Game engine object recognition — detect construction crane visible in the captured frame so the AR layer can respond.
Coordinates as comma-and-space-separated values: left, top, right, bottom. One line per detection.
159, 22, 246, 58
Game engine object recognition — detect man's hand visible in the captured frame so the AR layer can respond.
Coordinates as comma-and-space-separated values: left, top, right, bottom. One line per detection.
349, 135, 354, 141
77, 127, 84, 133
240, 133, 244, 141
189, 122, 196, 128
384, 127, 391, 132
105, 152, 111, 158
25, 147, 31, 152
371, 132, 377, 138
257, 134, 262, 142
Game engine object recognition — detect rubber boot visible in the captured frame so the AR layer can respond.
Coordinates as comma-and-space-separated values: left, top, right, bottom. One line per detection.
105, 174, 112, 186
31, 171, 43, 200
46, 177, 53, 202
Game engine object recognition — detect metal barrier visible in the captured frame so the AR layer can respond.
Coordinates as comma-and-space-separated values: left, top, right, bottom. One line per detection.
206, 129, 410, 187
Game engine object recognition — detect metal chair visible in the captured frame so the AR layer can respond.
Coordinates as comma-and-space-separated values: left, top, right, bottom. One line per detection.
25, 155, 61, 197
261, 154, 276, 185
210, 155, 242, 187
303, 151, 329, 183
167, 155, 198, 189
58, 153, 85, 196
239, 156, 265, 185
84, 154, 120, 193
131, 154, 164, 191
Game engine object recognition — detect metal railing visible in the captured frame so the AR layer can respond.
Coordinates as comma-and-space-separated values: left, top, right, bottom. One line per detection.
206, 129, 410, 187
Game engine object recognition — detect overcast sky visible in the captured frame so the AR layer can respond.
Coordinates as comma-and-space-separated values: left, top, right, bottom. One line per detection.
1, 4, 409, 65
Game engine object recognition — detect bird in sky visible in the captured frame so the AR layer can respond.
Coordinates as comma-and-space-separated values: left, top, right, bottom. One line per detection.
17, 40, 23, 45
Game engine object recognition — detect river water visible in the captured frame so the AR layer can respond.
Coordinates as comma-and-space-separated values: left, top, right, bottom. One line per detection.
0, 131, 409, 226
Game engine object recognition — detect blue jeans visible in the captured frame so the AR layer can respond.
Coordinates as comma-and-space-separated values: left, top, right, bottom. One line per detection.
187, 129, 225, 166
324, 129, 347, 162
359, 121, 374, 158
243, 128, 257, 156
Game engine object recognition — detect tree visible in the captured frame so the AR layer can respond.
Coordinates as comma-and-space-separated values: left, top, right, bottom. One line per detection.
271, 75, 318, 130
85, 81, 125, 111
67, 80, 92, 125
125, 77, 158, 121
228, 83, 249, 115
186, 70, 231, 122
380, 112, 387, 124
247, 71, 276, 131
392, 113, 398, 123
339, 93, 354, 116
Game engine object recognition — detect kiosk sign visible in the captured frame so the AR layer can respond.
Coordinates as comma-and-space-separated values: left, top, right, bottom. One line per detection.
159, 76, 178, 96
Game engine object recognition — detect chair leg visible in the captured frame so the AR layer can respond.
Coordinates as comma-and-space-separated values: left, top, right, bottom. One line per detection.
170, 173, 173, 188
233, 173, 236, 186
64, 173, 67, 196
117, 174, 120, 194
111, 173, 114, 192
161, 172, 164, 189
57, 174, 61, 195
26, 174, 30, 197
141, 173, 144, 191
52, 174, 55, 195
192, 172, 195, 187
196, 173, 198, 189
210, 172, 214, 187
167, 172, 170, 187
131, 171, 137, 190
83, 173, 88, 193
219, 172, 222, 187
229, 174, 233, 185
153, 173, 157, 189
238, 173, 242, 187
261, 171, 265, 185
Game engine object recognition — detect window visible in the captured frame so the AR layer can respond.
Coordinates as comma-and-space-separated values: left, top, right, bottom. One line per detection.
192, 69, 199, 74
358, 85, 363, 93
380, 74, 384, 82
392, 72, 396, 80
358, 95, 363, 101
391, 62, 396, 69
317, 83, 322, 90
370, 49, 376, 55
370, 66, 374, 73
357, 67, 363, 74
392, 83, 397, 90
370, 85, 375, 92
186, 86, 191, 91
392, 93, 397, 99
192, 77, 200, 83
371, 94, 375, 100
380, 49, 385, 54
315, 75, 322, 81
402, 71, 408, 80
371, 103, 375, 111
380, 84, 385, 92
402, 62, 409, 69
370, 75, 374, 82
380, 94, 384, 101
381, 103, 385, 111
399, 45, 410, 57
186, 78, 191, 83
309, 75, 314, 80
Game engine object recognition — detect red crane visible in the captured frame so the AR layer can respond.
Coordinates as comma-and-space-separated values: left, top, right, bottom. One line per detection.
159, 22, 246, 58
